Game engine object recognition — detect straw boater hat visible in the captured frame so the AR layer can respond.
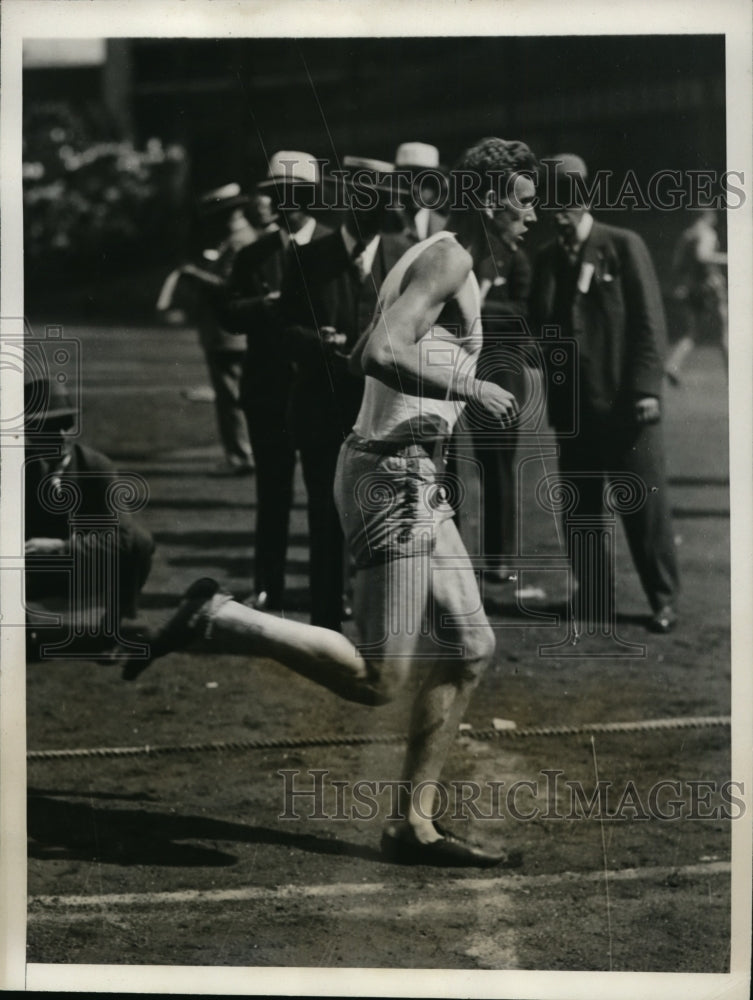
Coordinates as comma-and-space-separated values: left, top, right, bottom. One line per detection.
394, 142, 442, 172
321, 155, 412, 205
256, 150, 323, 189
341, 155, 402, 193
197, 182, 249, 216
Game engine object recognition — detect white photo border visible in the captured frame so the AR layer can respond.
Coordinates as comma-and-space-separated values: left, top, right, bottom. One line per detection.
1, 1, 751, 996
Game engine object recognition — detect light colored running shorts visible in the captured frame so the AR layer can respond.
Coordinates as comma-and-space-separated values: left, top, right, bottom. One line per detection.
334, 432, 456, 569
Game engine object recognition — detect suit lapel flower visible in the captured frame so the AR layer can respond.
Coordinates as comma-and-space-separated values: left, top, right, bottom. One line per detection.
578, 244, 618, 294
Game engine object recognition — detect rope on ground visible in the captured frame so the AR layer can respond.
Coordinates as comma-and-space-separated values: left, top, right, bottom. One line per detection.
27, 715, 731, 762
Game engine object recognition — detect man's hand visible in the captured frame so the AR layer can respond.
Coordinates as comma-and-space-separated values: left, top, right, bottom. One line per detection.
634, 396, 660, 424
475, 380, 518, 422
25, 537, 67, 555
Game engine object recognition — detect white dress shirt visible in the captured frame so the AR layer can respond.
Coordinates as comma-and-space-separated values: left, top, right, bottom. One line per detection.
340, 225, 381, 280
289, 215, 317, 247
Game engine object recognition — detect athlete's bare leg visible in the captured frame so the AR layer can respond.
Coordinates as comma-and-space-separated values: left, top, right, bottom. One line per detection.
353, 517, 495, 845
189, 596, 389, 706
127, 513, 494, 835
214, 517, 494, 845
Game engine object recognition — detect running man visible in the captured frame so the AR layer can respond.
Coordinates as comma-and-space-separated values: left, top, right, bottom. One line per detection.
121, 138, 538, 866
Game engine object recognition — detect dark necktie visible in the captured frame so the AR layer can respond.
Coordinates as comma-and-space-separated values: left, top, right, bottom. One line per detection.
561, 238, 581, 266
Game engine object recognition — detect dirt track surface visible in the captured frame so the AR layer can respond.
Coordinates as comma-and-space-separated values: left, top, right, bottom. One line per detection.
25, 324, 733, 972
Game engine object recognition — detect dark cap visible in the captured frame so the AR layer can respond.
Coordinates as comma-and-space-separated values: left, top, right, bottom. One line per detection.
197, 183, 249, 216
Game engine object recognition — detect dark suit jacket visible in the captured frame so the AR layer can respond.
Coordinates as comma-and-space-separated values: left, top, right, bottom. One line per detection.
280, 229, 411, 445
465, 248, 532, 424
217, 223, 331, 398
25, 443, 154, 598
531, 220, 667, 430
481, 247, 532, 332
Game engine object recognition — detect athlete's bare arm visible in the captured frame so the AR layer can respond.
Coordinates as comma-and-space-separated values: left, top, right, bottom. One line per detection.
352, 240, 517, 418
346, 242, 468, 380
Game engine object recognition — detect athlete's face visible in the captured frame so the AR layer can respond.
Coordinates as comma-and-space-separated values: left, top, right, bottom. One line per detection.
489, 173, 537, 253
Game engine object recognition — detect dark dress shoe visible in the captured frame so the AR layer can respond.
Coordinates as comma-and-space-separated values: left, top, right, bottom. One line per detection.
120, 577, 225, 680
380, 824, 521, 868
648, 605, 678, 634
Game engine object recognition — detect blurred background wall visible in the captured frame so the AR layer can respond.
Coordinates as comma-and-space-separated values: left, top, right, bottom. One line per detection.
22, 35, 726, 323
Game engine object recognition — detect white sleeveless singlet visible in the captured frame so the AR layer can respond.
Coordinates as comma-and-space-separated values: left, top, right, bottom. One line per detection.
352, 231, 481, 443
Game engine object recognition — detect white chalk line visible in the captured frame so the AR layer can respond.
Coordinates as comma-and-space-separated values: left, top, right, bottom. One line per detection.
28, 860, 729, 919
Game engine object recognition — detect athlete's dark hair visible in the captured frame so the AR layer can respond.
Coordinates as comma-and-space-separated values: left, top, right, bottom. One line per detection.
452, 138, 539, 206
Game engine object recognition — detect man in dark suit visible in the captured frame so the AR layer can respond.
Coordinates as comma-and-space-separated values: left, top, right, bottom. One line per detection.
460, 243, 533, 579
280, 156, 412, 631
531, 154, 679, 633
214, 152, 331, 612
393, 142, 449, 243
